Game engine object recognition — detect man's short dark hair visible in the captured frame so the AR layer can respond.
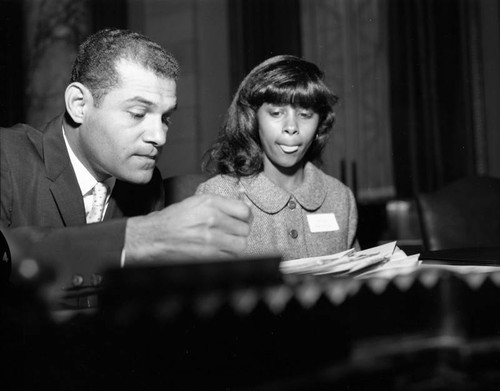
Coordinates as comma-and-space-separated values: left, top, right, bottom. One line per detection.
70, 28, 180, 106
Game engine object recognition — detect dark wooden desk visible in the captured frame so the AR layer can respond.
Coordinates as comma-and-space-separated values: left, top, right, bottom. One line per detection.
4, 254, 500, 390
420, 247, 500, 266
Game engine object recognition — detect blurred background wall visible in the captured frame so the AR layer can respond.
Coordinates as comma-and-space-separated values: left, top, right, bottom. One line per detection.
1, 0, 500, 247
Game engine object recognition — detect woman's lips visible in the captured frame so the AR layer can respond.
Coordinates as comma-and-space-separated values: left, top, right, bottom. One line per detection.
279, 145, 299, 153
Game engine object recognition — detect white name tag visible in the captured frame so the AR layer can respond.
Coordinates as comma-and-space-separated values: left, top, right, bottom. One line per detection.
307, 213, 339, 233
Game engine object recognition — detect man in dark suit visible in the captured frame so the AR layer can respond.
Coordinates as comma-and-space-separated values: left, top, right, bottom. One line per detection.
0, 29, 251, 292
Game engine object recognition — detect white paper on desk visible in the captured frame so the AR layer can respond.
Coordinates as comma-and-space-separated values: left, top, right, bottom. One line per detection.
356, 253, 421, 279
356, 241, 398, 258
280, 241, 398, 275
319, 241, 397, 275
280, 248, 354, 274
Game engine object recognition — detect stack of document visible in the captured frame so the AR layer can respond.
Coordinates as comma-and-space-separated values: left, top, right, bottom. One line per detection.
280, 241, 420, 278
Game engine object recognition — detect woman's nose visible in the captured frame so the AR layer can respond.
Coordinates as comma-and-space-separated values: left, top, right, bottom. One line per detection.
283, 117, 298, 135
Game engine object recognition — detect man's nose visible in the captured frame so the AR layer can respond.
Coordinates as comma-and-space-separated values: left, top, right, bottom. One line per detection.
145, 117, 167, 146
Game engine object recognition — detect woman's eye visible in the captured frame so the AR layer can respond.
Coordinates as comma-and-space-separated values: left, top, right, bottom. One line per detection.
270, 110, 283, 117
299, 111, 314, 119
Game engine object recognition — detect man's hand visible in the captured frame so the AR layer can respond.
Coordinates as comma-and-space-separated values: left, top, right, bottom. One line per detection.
124, 194, 252, 263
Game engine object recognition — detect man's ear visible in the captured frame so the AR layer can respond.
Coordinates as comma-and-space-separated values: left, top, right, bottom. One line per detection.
65, 82, 92, 125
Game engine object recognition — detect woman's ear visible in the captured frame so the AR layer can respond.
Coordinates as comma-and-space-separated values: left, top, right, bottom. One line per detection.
64, 82, 91, 125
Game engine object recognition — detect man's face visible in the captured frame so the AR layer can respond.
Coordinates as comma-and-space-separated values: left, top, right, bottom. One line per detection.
78, 60, 177, 184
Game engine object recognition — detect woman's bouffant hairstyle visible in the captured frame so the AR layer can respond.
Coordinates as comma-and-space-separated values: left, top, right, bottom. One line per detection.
202, 55, 338, 177
71, 28, 180, 107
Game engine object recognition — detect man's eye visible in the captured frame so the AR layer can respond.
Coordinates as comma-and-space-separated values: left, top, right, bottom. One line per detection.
129, 112, 145, 120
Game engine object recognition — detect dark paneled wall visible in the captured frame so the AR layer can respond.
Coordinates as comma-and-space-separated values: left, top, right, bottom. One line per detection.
389, 0, 488, 195
0, 0, 128, 127
0, 1, 24, 127
228, 0, 302, 94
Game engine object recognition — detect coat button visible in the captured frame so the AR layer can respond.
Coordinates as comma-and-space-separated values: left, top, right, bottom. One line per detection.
289, 229, 298, 239
72, 274, 84, 287
288, 200, 296, 210
91, 273, 103, 286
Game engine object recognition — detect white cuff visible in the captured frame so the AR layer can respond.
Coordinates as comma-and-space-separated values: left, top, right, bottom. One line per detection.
120, 248, 126, 268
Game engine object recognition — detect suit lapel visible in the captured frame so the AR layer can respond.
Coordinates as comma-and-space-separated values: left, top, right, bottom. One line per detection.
42, 115, 86, 226
49, 166, 87, 225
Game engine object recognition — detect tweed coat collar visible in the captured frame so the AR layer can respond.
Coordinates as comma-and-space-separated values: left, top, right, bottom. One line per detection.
240, 162, 327, 213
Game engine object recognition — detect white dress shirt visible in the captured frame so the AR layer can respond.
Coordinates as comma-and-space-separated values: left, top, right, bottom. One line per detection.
62, 127, 116, 220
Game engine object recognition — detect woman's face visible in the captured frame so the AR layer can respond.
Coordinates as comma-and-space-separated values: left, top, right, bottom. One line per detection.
257, 103, 319, 176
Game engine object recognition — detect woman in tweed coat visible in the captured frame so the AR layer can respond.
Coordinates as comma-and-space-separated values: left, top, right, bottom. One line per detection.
196, 55, 358, 261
